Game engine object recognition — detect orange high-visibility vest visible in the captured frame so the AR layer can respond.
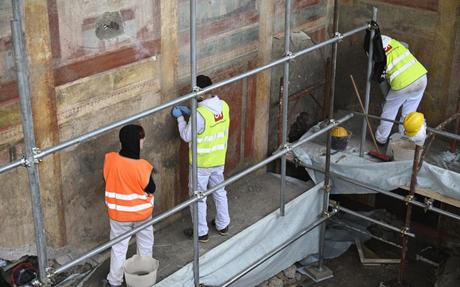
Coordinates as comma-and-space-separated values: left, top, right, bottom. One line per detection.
104, 152, 154, 222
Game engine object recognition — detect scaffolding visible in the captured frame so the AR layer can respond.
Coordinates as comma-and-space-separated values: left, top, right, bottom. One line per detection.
2, 0, 460, 286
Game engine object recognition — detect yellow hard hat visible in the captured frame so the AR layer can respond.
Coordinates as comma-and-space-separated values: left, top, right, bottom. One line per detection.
403, 112, 425, 137
330, 126, 349, 137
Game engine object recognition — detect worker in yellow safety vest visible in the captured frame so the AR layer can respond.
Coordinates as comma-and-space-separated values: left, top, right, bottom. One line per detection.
103, 124, 156, 287
171, 75, 231, 242
365, 24, 427, 145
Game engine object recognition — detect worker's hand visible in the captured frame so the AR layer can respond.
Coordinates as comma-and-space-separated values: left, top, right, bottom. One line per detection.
170, 106, 183, 118
178, 105, 191, 116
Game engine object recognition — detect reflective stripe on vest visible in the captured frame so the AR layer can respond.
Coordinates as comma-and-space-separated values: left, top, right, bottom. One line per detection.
103, 152, 154, 222
189, 100, 230, 168
385, 39, 427, 90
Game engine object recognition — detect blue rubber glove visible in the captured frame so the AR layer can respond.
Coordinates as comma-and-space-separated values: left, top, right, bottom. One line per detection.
178, 105, 191, 116
170, 106, 183, 118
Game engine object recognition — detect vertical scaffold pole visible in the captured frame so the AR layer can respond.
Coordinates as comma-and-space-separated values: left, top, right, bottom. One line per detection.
304, 0, 339, 281
359, 7, 378, 156
190, 0, 199, 286
318, 0, 339, 274
399, 144, 422, 285
280, 0, 292, 217
10, 0, 49, 283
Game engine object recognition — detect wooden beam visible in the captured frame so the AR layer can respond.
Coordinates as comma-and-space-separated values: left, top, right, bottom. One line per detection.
253, 0, 275, 164
159, 0, 180, 211
24, 0, 66, 247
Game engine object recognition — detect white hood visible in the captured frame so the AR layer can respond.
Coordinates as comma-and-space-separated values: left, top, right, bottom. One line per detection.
199, 96, 223, 115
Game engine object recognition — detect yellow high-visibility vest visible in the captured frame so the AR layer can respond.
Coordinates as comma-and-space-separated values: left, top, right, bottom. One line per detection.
189, 100, 230, 168
385, 39, 427, 90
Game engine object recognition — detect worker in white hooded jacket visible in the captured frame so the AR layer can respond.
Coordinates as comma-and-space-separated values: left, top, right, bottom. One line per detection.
171, 75, 230, 242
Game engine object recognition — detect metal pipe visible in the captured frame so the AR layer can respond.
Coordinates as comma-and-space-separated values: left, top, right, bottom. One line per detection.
399, 145, 422, 284
190, 0, 199, 285
11, 0, 48, 282
0, 23, 369, 175
220, 213, 336, 287
51, 114, 354, 276
298, 161, 460, 221
353, 112, 460, 141
360, 7, 378, 157
334, 204, 415, 238
331, 219, 402, 249
280, 0, 292, 217
0, 158, 25, 174
318, 0, 340, 271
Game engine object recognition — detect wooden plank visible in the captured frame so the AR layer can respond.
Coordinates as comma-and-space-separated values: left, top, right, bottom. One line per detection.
355, 239, 400, 265
401, 186, 460, 209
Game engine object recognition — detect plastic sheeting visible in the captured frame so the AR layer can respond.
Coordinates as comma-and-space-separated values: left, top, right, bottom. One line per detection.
156, 183, 323, 287
292, 128, 460, 200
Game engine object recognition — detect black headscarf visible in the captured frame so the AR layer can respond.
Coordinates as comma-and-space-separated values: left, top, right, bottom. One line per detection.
197, 75, 212, 88
119, 124, 144, 159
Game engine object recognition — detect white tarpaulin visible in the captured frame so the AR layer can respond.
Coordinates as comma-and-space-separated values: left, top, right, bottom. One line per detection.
156, 182, 323, 287
292, 128, 460, 200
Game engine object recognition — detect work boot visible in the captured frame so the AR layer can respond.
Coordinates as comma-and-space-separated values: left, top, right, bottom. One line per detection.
102, 279, 121, 287
211, 219, 229, 236
183, 228, 209, 243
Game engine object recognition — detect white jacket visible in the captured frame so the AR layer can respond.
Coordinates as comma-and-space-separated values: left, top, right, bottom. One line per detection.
177, 96, 223, 143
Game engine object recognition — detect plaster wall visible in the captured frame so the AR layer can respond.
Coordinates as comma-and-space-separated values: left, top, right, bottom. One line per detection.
0, 0, 332, 258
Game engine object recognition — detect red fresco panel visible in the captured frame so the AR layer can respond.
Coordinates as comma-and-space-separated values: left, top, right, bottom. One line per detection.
244, 61, 257, 160
375, 0, 438, 11
54, 39, 160, 86
310, 27, 327, 43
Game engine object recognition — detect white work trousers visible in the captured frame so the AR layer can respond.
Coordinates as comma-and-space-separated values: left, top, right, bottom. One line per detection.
376, 75, 427, 144
189, 166, 230, 236
107, 217, 154, 286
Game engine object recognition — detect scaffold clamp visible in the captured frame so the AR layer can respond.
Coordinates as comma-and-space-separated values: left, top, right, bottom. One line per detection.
334, 32, 344, 42
194, 190, 205, 199
400, 227, 410, 237
424, 198, 434, 212
283, 143, 292, 152
404, 194, 414, 205
286, 51, 295, 62
22, 147, 42, 167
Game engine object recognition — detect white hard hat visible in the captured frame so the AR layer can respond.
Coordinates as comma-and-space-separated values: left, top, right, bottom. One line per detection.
381, 35, 392, 49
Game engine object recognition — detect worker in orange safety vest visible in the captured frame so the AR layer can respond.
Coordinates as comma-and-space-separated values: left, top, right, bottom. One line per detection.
103, 124, 156, 287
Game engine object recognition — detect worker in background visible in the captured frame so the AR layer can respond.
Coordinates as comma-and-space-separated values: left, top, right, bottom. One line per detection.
364, 22, 428, 145
103, 124, 156, 287
171, 75, 231, 243
402, 112, 426, 146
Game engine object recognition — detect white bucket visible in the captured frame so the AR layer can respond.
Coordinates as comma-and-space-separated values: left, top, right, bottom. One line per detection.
388, 134, 416, 161
124, 255, 159, 287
